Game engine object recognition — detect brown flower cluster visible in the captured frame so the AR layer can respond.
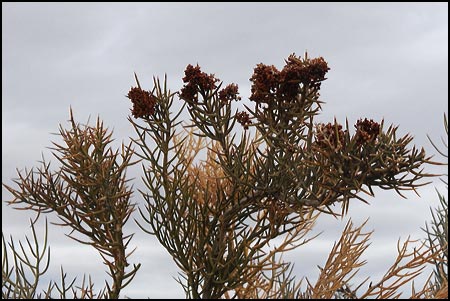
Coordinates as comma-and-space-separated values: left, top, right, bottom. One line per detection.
249, 54, 330, 104
127, 87, 157, 118
180, 64, 220, 102
305, 57, 330, 87
218, 83, 241, 104
279, 55, 330, 97
354, 118, 380, 146
249, 64, 280, 104
315, 122, 346, 151
236, 111, 252, 130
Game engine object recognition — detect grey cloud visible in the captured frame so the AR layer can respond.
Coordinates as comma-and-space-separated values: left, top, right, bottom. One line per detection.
2, 2, 447, 298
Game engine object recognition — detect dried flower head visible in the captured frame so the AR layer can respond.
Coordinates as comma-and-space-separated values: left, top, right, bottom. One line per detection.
306, 57, 330, 89
315, 122, 346, 151
249, 63, 280, 104
250, 54, 329, 105
218, 83, 241, 104
127, 87, 157, 118
236, 111, 252, 130
180, 64, 220, 102
278, 56, 305, 100
280, 55, 329, 90
354, 118, 380, 146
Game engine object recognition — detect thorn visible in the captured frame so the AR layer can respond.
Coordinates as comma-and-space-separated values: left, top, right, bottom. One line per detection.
134, 72, 141, 89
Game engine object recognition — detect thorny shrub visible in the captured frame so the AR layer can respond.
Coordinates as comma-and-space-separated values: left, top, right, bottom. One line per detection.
2, 53, 447, 299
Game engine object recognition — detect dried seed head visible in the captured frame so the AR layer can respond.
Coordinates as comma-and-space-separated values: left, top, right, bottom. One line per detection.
180, 64, 220, 102
249, 53, 330, 105
354, 118, 380, 146
315, 122, 346, 151
127, 87, 157, 118
236, 111, 252, 130
279, 54, 330, 99
218, 83, 241, 104
249, 63, 280, 104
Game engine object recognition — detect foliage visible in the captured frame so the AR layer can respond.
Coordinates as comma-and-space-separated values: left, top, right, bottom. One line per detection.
423, 113, 448, 294
2, 219, 51, 299
3, 111, 140, 298
2, 53, 447, 299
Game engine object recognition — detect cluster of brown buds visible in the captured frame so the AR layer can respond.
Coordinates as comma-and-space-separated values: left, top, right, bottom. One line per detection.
218, 83, 241, 104
354, 118, 380, 146
248, 64, 280, 105
315, 122, 346, 151
235, 111, 252, 130
127, 87, 157, 118
315, 118, 382, 151
180, 64, 220, 102
249, 53, 330, 105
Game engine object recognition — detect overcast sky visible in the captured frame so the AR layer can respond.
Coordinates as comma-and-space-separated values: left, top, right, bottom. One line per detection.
2, 3, 448, 299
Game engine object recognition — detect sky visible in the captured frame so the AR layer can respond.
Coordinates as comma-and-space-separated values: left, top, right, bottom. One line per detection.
2, 2, 448, 299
